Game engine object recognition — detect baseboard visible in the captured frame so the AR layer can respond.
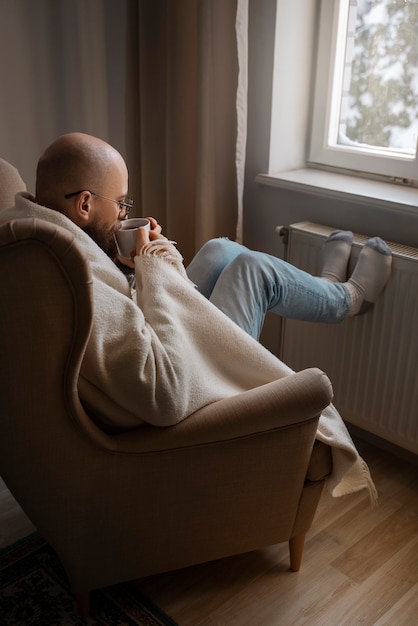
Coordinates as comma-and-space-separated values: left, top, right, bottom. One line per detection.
347, 423, 418, 467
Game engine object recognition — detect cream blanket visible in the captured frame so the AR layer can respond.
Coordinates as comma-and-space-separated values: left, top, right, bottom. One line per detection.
2, 193, 378, 503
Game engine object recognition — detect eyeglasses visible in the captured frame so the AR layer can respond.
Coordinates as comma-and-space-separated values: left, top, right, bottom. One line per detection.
64, 190, 134, 218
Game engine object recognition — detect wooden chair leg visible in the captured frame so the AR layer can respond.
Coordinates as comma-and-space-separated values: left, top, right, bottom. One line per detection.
75, 591, 91, 616
289, 532, 306, 572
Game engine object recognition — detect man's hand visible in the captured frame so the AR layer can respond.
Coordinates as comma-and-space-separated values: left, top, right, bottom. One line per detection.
135, 217, 168, 253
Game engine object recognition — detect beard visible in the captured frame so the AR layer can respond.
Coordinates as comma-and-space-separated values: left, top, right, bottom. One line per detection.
84, 217, 119, 259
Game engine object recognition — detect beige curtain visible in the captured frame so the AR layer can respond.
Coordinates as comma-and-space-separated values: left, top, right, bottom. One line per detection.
125, 0, 245, 264
0, 0, 117, 194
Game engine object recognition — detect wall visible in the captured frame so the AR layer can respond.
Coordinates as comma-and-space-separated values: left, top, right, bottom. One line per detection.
0, 0, 126, 193
243, 0, 418, 353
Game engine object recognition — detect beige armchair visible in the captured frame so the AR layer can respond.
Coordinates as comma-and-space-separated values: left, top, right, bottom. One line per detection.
0, 165, 333, 616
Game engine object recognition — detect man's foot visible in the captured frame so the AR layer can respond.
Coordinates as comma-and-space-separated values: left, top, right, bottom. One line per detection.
345, 237, 392, 315
321, 230, 354, 283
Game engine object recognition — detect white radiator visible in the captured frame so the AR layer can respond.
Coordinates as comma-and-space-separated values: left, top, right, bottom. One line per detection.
280, 221, 418, 455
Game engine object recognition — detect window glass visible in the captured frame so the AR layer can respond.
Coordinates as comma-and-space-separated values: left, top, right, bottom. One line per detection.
309, 0, 418, 184
336, 0, 418, 157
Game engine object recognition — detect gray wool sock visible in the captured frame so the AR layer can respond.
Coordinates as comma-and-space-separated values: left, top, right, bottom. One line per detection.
321, 230, 354, 283
346, 237, 392, 315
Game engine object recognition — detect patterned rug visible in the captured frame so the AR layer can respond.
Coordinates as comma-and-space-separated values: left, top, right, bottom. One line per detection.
0, 532, 178, 625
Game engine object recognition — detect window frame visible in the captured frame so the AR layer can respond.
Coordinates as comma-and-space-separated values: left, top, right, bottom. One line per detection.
308, 0, 418, 186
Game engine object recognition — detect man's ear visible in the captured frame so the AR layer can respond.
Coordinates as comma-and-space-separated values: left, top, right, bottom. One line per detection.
74, 191, 93, 226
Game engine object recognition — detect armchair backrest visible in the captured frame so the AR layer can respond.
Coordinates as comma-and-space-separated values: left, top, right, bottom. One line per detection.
0, 218, 111, 534
0, 158, 26, 210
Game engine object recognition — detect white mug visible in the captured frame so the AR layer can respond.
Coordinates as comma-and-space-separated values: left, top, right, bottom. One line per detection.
114, 218, 150, 259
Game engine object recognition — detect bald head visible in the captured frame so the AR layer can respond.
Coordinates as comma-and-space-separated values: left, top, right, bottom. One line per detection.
35, 132, 127, 214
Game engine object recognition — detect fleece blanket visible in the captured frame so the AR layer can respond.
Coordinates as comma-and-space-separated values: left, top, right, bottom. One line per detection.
1, 193, 378, 504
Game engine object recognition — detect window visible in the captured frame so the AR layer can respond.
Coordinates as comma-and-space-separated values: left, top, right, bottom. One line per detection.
309, 0, 418, 185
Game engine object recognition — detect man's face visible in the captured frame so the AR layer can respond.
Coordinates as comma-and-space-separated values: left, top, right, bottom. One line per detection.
84, 211, 120, 258
84, 157, 129, 258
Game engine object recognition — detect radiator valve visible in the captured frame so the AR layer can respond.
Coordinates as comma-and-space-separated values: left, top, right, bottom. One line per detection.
275, 225, 289, 244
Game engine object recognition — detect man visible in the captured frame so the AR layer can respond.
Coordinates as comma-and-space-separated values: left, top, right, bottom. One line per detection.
1, 132, 392, 425
38, 132, 391, 334
0, 133, 389, 498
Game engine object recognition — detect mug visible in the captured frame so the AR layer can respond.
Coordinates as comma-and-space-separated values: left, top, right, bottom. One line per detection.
114, 218, 150, 259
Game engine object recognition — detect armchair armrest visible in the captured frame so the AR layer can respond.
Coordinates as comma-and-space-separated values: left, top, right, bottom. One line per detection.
95, 367, 333, 453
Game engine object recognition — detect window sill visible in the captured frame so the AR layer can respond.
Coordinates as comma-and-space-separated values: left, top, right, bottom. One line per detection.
255, 169, 418, 216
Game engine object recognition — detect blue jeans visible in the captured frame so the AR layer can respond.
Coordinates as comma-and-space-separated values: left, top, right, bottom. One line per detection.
186, 238, 351, 339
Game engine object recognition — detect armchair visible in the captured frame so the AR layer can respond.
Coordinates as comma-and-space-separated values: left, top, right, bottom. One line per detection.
0, 186, 333, 616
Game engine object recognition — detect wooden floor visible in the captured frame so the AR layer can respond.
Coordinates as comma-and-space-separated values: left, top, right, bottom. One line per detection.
1, 437, 417, 625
